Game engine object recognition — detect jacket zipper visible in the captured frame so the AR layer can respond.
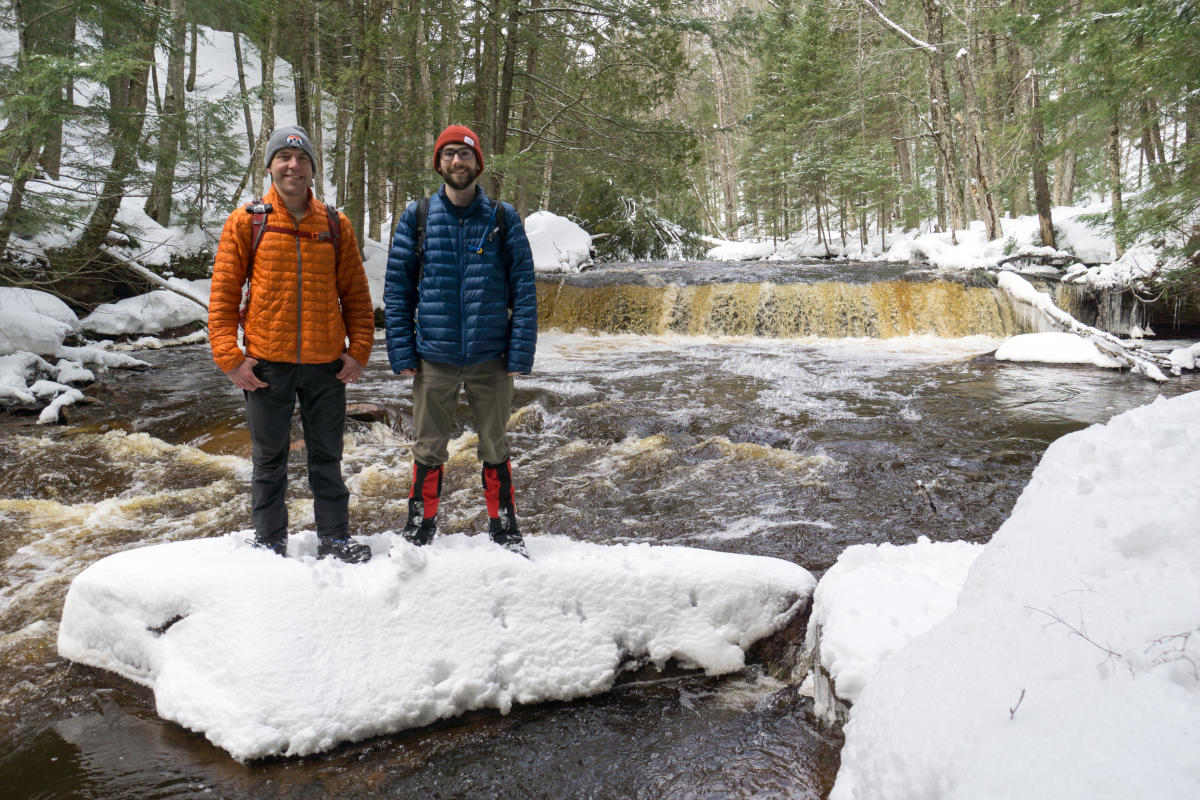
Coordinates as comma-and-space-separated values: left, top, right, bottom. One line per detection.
459, 215, 467, 363
293, 211, 304, 363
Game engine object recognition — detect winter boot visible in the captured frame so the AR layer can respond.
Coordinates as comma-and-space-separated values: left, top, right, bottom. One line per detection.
483, 459, 528, 558
402, 462, 443, 546
488, 513, 528, 558
317, 536, 372, 563
250, 532, 288, 557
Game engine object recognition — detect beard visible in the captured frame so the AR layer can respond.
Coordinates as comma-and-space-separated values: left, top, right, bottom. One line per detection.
443, 164, 479, 191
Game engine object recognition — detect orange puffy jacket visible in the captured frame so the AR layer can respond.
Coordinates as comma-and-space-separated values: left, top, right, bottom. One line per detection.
208, 185, 374, 373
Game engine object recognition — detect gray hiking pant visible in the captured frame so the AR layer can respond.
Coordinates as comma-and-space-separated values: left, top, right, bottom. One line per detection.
411, 358, 513, 466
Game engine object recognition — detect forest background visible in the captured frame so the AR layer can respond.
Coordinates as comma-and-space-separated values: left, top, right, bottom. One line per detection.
1, 0, 1198, 308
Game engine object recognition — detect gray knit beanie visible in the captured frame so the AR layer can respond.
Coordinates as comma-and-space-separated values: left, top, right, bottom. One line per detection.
264, 125, 316, 170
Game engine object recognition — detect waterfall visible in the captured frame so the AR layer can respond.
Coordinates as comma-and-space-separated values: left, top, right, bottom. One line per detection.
537, 279, 1025, 339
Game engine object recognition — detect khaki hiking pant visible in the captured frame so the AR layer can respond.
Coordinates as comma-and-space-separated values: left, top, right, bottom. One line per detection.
411, 358, 513, 467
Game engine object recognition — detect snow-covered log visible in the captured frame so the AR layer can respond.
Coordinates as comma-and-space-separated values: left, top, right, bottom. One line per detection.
997, 270, 1177, 382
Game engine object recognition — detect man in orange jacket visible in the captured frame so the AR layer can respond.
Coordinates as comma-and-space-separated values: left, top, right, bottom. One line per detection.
209, 125, 375, 563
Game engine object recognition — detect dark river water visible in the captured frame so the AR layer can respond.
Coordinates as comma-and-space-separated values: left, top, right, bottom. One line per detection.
2, 263, 1197, 799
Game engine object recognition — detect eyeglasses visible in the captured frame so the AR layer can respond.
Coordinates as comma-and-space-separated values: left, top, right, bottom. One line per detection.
439, 147, 476, 162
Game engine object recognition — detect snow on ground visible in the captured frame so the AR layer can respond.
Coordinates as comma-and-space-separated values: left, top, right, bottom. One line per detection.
57, 533, 813, 761
704, 204, 1176, 293
813, 390, 1200, 800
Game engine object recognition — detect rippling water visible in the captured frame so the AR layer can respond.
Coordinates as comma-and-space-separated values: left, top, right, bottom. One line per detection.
3, 307, 1196, 798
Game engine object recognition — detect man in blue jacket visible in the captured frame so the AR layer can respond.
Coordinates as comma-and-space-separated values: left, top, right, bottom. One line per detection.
383, 125, 537, 557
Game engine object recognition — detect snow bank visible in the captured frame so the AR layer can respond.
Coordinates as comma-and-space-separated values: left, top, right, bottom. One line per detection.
81, 289, 208, 336
703, 204, 1133, 280
58, 533, 813, 761
805, 536, 981, 710
830, 390, 1200, 800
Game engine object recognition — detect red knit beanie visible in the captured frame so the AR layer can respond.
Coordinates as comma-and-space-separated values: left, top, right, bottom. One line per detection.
434, 125, 484, 174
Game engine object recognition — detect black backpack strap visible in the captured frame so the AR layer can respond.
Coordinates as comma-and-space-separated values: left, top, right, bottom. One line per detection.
244, 199, 272, 280
489, 201, 509, 277
414, 195, 429, 284
239, 200, 272, 327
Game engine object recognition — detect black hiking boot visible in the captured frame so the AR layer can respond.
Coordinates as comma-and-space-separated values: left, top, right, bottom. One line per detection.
488, 513, 528, 558
317, 536, 372, 563
401, 499, 437, 546
250, 533, 287, 557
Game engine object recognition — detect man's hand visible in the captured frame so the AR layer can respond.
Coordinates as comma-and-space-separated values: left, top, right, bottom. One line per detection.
399, 368, 417, 377
337, 354, 364, 384
226, 358, 267, 391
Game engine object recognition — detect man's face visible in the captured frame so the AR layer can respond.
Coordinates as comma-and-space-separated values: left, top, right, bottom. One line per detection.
268, 149, 313, 201
438, 145, 479, 191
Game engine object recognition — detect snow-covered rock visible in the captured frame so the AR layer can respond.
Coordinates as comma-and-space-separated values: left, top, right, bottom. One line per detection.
58, 533, 814, 761
525, 210, 592, 272
81, 289, 208, 335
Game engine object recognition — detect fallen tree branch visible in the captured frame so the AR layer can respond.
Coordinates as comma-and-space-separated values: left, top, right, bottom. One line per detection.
99, 245, 210, 312
998, 270, 1177, 382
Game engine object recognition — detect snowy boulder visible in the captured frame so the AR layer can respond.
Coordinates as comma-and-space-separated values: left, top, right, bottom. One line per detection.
995, 332, 1123, 369
58, 532, 814, 761
525, 211, 592, 273
81, 289, 208, 336
830, 391, 1200, 800
0, 287, 81, 356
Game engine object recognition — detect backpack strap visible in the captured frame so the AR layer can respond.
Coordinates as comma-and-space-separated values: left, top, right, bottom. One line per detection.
414, 195, 430, 284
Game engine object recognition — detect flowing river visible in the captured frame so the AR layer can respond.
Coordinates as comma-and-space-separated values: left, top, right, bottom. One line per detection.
3, 260, 1197, 798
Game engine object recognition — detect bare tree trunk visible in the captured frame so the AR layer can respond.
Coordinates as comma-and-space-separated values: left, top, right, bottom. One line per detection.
69, 4, 157, 265
488, 0, 521, 199
1107, 111, 1125, 258
0, 0, 52, 258
33, 3, 73, 181
346, 0, 386, 247
233, 32, 255, 152
539, 133, 554, 211
918, 0, 966, 236
475, 0, 501, 196
145, 0, 188, 226
954, 48, 1002, 240
1026, 66, 1055, 248
713, 47, 737, 238
514, 0, 541, 217
1053, 121, 1077, 206
894, 134, 919, 230
252, 17, 277, 200
310, 10, 325, 200
186, 23, 197, 92
292, 0, 313, 135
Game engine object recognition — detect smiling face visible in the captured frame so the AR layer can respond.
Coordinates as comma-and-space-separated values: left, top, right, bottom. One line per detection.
267, 148, 313, 207
437, 145, 480, 192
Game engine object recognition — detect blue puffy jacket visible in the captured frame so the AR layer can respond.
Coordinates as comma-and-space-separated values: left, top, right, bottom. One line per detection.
384, 186, 537, 374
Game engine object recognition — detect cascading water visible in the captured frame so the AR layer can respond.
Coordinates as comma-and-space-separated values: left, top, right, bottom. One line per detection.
538, 274, 1023, 339
2, 259, 1196, 799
